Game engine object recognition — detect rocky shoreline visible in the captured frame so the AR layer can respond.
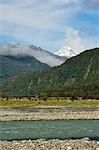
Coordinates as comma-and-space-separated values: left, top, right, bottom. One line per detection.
0, 138, 99, 150
0, 106, 99, 121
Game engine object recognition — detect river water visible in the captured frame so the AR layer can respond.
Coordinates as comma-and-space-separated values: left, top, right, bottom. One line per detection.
0, 120, 99, 140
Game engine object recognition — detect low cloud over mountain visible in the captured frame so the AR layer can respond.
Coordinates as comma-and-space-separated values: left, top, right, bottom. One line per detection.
0, 43, 67, 67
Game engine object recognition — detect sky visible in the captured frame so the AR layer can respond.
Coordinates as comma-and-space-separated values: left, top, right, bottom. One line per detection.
0, 0, 99, 53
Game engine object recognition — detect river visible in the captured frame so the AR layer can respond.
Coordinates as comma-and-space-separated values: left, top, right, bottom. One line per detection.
0, 120, 99, 140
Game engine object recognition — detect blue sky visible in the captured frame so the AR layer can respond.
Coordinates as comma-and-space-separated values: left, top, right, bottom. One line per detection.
0, 0, 99, 52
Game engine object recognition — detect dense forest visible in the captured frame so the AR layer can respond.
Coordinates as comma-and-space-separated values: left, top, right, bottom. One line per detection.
0, 55, 49, 81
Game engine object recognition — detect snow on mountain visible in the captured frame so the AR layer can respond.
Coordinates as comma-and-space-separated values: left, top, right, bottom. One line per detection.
0, 43, 67, 67
55, 46, 77, 58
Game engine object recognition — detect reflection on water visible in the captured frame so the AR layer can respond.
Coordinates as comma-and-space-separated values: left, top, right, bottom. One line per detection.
0, 120, 99, 140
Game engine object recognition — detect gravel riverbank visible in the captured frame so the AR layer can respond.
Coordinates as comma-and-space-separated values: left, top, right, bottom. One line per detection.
0, 139, 99, 150
0, 106, 99, 121
0, 106, 99, 150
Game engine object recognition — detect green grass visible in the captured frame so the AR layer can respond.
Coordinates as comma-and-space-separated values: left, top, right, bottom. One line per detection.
0, 97, 99, 106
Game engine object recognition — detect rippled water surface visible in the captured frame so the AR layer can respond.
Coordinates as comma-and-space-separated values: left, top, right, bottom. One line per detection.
0, 120, 99, 140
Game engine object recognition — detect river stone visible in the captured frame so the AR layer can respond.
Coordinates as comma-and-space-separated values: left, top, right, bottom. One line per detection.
67, 146, 72, 150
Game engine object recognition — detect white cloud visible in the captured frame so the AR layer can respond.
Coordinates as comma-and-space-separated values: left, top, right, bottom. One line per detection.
0, 4, 54, 30
50, 0, 79, 5
82, 0, 99, 10
0, 0, 98, 52
0, 0, 80, 31
63, 27, 87, 53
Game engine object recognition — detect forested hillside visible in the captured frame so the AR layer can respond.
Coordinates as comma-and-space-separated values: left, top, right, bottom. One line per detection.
1, 48, 99, 98
0, 55, 49, 81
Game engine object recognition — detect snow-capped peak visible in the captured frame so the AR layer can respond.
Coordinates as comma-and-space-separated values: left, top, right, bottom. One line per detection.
55, 46, 77, 58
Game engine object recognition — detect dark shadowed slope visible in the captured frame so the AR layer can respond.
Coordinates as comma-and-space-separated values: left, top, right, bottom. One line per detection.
0, 55, 49, 81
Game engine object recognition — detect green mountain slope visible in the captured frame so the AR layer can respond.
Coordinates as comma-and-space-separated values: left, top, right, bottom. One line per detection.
0, 55, 49, 81
1, 48, 99, 97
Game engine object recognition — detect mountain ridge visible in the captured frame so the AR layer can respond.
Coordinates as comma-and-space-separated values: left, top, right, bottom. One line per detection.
0, 43, 67, 67
1, 48, 99, 97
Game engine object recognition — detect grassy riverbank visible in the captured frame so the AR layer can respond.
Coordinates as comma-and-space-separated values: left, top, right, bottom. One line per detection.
0, 97, 99, 106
